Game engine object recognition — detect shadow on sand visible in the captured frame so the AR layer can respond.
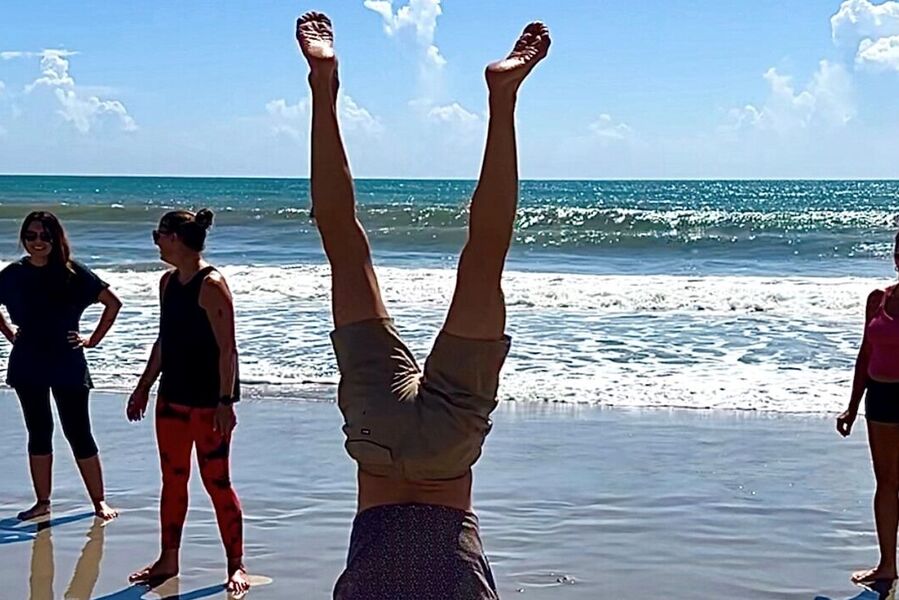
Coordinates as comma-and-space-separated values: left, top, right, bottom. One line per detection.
4, 513, 233, 600
0, 510, 95, 544
94, 581, 227, 600
816, 579, 897, 600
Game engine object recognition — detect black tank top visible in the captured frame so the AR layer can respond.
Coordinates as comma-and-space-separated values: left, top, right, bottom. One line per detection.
158, 266, 240, 408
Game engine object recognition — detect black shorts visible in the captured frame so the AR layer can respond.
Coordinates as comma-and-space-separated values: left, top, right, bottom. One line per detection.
333, 503, 498, 600
865, 380, 899, 423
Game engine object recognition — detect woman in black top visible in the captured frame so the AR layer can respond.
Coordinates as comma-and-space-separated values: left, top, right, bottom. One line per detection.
126, 208, 249, 595
0, 211, 121, 521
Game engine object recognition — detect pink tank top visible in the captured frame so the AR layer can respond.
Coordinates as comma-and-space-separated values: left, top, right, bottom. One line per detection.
868, 288, 899, 382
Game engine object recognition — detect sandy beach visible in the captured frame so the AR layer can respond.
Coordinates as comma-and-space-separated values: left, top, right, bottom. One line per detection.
0, 390, 883, 599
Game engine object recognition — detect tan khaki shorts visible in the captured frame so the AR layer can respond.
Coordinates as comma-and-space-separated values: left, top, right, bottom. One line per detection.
330, 318, 511, 481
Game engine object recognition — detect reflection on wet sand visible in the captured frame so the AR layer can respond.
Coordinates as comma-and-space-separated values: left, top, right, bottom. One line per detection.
28, 518, 104, 600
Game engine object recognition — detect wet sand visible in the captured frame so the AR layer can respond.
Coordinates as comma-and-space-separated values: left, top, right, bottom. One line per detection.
0, 391, 883, 599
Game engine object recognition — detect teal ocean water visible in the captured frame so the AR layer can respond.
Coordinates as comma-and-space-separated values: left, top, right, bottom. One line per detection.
1, 175, 897, 412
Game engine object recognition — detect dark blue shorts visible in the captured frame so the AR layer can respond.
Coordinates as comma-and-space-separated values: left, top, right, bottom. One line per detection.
333, 503, 498, 600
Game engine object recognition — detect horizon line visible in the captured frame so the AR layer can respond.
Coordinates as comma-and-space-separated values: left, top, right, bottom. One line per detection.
2, 173, 899, 182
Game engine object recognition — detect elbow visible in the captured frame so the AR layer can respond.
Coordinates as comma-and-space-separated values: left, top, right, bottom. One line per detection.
105, 293, 123, 314
218, 340, 236, 360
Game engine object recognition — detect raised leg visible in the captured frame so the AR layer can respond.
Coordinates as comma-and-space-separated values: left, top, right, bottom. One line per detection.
441, 23, 550, 341
297, 11, 388, 328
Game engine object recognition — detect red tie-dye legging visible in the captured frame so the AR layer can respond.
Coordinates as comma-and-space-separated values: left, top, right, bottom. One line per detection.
155, 399, 243, 561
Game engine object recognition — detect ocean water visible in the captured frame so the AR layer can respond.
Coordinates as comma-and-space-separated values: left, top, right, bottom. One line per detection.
0, 175, 897, 414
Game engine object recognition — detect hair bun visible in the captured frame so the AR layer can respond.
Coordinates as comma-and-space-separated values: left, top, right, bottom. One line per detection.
195, 208, 214, 231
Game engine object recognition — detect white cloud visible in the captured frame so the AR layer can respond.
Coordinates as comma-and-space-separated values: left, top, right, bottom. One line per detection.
364, 0, 446, 67
0, 80, 5, 95
26, 50, 76, 92
831, 0, 899, 45
589, 114, 632, 140
266, 98, 308, 120
362, 1, 395, 29
3, 49, 136, 134
857, 35, 899, 70
425, 45, 446, 67
427, 102, 479, 123
725, 61, 854, 134
265, 98, 309, 140
265, 94, 382, 140
54, 89, 137, 133
831, 1, 899, 72
340, 95, 383, 134
1, 49, 78, 61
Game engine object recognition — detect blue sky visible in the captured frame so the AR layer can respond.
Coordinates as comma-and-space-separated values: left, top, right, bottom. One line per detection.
2, 0, 899, 178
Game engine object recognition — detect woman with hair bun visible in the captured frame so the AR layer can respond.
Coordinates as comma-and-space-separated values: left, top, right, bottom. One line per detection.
0, 210, 121, 522
126, 208, 249, 594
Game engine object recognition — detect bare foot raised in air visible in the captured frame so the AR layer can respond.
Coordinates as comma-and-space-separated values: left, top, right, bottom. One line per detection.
296, 11, 338, 90
486, 22, 551, 98
94, 500, 118, 521
129, 551, 179, 587
852, 565, 898, 584
17, 500, 50, 521
227, 561, 251, 597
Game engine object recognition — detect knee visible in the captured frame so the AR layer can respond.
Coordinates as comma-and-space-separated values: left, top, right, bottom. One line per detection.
200, 469, 233, 497
72, 442, 99, 460
67, 431, 98, 460
161, 464, 190, 489
199, 456, 233, 496
874, 473, 899, 495
27, 433, 53, 457
459, 242, 505, 278
62, 426, 98, 460
467, 220, 513, 250
320, 219, 371, 259
312, 204, 357, 234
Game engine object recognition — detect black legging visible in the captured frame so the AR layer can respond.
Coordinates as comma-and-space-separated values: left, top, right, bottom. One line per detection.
15, 386, 98, 459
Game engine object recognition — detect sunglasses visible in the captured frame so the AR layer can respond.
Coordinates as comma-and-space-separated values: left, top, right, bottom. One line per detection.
23, 231, 53, 243
152, 229, 172, 243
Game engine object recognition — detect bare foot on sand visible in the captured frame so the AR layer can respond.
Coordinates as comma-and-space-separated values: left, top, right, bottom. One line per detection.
17, 500, 50, 521
227, 561, 250, 597
852, 565, 898, 584
486, 22, 551, 97
129, 551, 179, 586
93, 500, 118, 521
296, 11, 338, 91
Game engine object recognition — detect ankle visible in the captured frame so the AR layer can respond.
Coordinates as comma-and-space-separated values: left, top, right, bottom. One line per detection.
308, 72, 337, 93
876, 561, 897, 573
227, 557, 245, 572
488, 91, 518, 110
160, 548, 180, 562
